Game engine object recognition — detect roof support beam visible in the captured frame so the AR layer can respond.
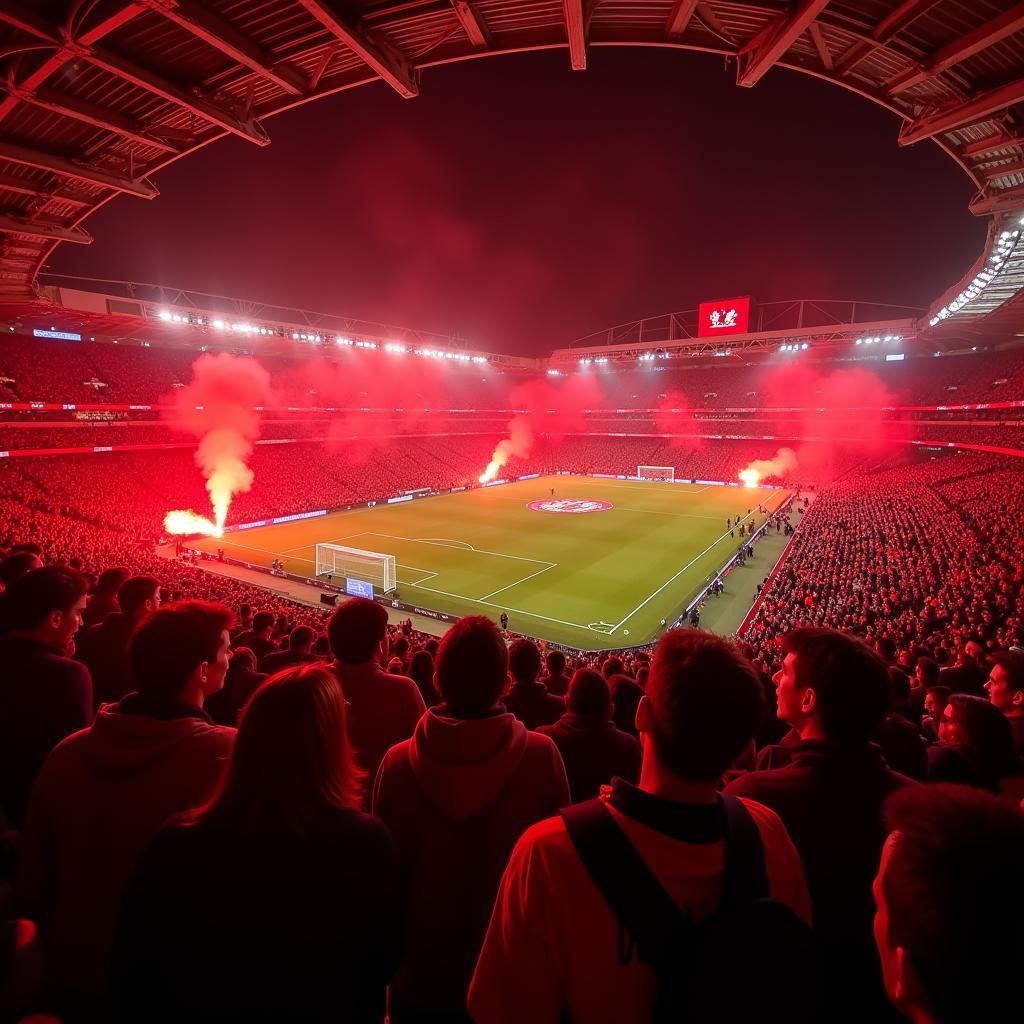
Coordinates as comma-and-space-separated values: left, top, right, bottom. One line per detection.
450, 0, 491, 49
0, 173, 93, 207
969, 183, 1024, 216
737, 0, 831, 88
807, 21, 832, 70
887, 3, 1024, 95
0, 141, 159, 199
666, 0, 699, 40
982, 158, 1024, 180
85, 44, 271, 145
0, 214, 92, 244
962, 132, 1024, 158
563, 0, 587, 70
832, 0, 941, 79
0, 0, 60, 42
9, 85, 181, 154
900, 74, 1024, 146
141, 0, 308, 96
294, 0, 418, 97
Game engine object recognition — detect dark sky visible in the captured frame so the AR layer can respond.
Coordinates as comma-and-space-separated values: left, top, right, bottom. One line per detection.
49, 47, 986, 356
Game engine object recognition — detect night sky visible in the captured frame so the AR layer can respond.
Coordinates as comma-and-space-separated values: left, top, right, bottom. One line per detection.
49, 47, 987, 356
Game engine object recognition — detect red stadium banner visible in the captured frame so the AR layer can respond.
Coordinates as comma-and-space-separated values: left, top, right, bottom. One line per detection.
697, 296, 751, 337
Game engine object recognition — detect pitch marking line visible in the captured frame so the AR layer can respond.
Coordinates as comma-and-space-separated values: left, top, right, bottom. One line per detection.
329, 532, 556, 568
609, 490, 788, 636
415, 537, 475, 550
478, 562, 558, 603
614, 505, 721, 520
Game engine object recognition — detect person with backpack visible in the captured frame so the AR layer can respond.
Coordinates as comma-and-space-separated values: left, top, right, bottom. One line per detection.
469, 630, 813, 1024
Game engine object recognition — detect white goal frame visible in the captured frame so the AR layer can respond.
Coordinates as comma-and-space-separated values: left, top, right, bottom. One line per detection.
637, 465, 675, 482
315, 543, 397, 594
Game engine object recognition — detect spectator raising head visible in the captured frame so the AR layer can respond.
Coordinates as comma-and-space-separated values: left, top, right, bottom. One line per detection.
874, 784, 1024, 1024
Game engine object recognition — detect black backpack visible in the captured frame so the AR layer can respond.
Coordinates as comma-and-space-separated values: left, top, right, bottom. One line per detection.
560, 794, 821, 1023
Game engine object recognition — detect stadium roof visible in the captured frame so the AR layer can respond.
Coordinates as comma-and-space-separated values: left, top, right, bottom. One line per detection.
2, 1, 1024, 332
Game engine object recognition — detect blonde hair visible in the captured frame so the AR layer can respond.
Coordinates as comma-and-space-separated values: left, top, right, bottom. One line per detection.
195, 664, 364, 834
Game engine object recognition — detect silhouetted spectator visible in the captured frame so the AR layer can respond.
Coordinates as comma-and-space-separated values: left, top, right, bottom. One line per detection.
874, 784, 1024, 1024
0, 566, 91, 826
408, 649, 439, 708
609, 675, 644, 738
205, 647, 266, 727
985, 651, 1024, 758
233, 610, 276, 664
328, 598, 424, 784
14, 601, 236, 1013
927, 693, 1022, 793
540, 649, 570, 697
76, 575, 161, 707
504, 638, 565, 730
82, 567, 129, 628
113, 665, 401, 1022
538, 669, 641, 800
260, 624, 317, 674
374, 616, 569, 1023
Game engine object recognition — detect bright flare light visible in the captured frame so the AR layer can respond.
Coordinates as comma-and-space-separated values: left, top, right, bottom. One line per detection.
164, 509, 223, 537
738, 468, 760, 488
479, 458, 503, 483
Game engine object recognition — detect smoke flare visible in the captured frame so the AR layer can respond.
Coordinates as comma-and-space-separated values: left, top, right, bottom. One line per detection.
163, 353, 275, 536
738, 447, 799, 487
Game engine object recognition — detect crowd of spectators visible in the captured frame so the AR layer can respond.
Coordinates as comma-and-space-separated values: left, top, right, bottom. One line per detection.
2, 379, 1024, 1021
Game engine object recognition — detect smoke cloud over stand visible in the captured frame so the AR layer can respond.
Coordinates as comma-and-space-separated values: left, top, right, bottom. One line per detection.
163, 353, 275, 536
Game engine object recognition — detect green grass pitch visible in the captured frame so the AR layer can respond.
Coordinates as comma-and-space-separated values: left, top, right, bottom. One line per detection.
194, 475, 790, 650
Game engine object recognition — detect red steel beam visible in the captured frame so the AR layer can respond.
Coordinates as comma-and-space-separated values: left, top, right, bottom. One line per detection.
563, 0, 587, 70
0, 214, 92, 244
888, 2, 1024, 95
295, 0, 418, 97
969, 182, 1024, 215
737, 0, 831, 88
666, 0, 699, 40
832, 0, 941, 79
450, 0, 491, 48
900, 74, 1024, 145
0, 140, 159, 198
142, 0, 308, 96
982, 158, 1024, 179
961, 133, 1024, 158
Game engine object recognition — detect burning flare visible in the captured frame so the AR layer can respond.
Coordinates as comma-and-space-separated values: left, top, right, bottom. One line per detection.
164, 509, 223, 538
737, 447, 799, 489
161, 353, 274, 537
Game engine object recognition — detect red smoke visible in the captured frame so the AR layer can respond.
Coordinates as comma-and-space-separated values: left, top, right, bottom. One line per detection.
652, 391, 704, 449
163, 353, 275, 534
480, 375, 603, 480
739, 363, 913, 484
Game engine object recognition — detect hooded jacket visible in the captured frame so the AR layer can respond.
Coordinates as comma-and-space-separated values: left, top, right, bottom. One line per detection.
373, 707, 569, 1018
537, 712, 641, 801
14, 699, 234, 1001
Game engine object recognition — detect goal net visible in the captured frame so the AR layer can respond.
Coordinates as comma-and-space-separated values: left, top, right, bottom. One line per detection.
315, 543, 397, 594
638, 465, 675, 482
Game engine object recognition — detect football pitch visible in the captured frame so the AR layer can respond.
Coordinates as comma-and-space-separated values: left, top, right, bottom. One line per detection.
193, 475, 790, 650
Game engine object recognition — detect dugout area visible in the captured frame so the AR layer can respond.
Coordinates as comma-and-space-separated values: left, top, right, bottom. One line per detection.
191, 475, 789, 650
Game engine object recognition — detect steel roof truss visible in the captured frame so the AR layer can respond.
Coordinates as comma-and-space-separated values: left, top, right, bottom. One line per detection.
450, 0, 490, 48
0, 213, 92, 244
832, 0, 941, 78
142, 0, 308, 95
0, 141, 159, 199
294, 0, 418, 97
737, 0, 831, 88
887, 2, 1024, 95
666, 0, 699, 40
563, 0, 587, 70
900, 75, 1024, 145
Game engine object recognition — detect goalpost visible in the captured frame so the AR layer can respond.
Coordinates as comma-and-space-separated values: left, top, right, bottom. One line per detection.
638, 465, 675, 482
315, 543, 397, 594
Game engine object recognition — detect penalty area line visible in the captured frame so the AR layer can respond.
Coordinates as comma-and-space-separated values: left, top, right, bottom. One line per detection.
478, 562, 558, 603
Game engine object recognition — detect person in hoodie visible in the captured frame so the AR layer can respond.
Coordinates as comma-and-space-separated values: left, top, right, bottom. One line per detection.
504, 638, 565, 730
14, 601, 236, 1017
373, 615, 569, 1024
537, 669, 641, 801
725, 627, 915, 1024
0, 565, 91, 828
328, 597, 425, 785
75, 575, 161, 707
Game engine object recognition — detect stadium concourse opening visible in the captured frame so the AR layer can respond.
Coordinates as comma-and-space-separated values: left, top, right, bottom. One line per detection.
187, 475, 790, 650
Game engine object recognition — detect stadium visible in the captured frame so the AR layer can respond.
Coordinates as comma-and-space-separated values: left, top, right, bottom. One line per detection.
1, 2, 1024, 1022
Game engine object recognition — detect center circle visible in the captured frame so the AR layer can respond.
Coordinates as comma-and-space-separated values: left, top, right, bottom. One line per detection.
527, 498, 614, 514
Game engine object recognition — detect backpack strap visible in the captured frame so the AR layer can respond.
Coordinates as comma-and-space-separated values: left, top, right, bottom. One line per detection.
719, 794, 770, 908
560, 799, 689, 969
